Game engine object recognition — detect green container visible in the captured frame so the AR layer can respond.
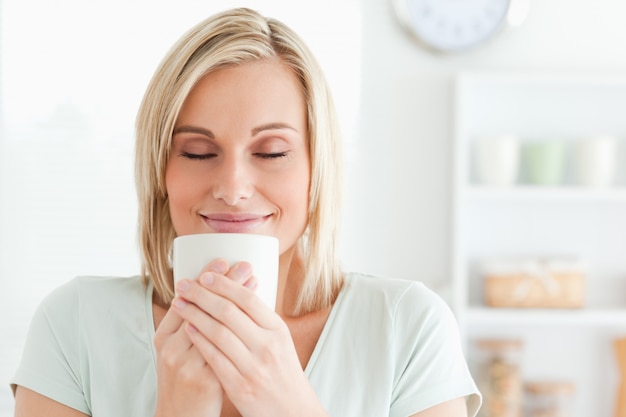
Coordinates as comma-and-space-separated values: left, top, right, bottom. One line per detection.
525, 140, 566, 185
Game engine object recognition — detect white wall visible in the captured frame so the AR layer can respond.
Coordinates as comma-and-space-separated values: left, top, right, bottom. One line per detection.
342, 0, 626, 292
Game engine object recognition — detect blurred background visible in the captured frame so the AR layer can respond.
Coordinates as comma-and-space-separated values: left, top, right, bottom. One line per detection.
1, 0, 625, 416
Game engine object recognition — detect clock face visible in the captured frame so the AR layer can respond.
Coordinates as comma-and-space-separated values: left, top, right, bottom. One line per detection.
397, 0, 512, 52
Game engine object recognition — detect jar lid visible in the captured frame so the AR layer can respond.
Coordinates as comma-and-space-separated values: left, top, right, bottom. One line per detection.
525, 381, 575, 395
476, 339, 523, 351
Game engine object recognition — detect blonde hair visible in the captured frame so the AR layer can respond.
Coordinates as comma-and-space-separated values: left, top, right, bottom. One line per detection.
135, 8, 343, 314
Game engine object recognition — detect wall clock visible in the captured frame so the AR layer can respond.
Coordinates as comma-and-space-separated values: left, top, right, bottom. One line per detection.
393, 0, 523, 53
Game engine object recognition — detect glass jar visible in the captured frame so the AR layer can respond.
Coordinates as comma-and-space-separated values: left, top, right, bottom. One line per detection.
475, 339, 524, 417
524, 381, 574, 417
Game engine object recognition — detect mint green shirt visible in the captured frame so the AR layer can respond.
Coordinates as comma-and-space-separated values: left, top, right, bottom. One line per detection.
11, 273, 481, 416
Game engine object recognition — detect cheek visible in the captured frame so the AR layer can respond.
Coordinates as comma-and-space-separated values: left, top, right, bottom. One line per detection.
166, 161, 204, 199
165, 164, 199, 228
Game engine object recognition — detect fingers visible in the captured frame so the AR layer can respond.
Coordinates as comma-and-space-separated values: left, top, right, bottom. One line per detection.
173, 278, 260, 345
183, 271, 277, 331
156, 256, 239, 336
154, 306, 192, 354
172, 261, 276, 377
173, 273, 275, 371
198, 259, 258, 289
203, 272, 272, 326
154, 304, 185, 336
224, 261, 254, 286
174, 324, 214, 376
200, 258, 229, 275
154, 308, 217, 384
185, 324, 246, 390
154, 320, 224, 416
175, 300, 255, 376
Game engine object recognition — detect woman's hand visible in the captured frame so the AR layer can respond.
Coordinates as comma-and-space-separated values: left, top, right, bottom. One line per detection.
153, 260, 238, 417
173, 263, 327, 417
153, 310, 223, 417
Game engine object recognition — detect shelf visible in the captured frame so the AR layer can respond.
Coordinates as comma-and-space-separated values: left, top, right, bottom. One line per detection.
466, 185, 626, 202
466, 307, 626, 327
454, 71, 626, 417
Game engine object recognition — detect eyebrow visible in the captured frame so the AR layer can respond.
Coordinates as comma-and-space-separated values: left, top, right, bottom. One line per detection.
251, 122, 298, 136
172, 125, 214, 138
173, 122, 298, 138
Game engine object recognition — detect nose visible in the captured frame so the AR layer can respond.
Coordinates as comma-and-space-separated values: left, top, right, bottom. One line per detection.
211, 155, 254, 206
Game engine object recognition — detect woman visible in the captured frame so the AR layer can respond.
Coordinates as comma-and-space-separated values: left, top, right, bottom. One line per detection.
12, 8, 481, 417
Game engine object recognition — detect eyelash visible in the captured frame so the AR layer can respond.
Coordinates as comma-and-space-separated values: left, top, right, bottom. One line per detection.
180, 152, 288, 160
254, 152, 288, 159
180, 152, 216, 160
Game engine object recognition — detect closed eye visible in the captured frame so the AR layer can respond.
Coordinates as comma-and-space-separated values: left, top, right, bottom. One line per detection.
180, 152, 217, 160
254, 152, 288, 159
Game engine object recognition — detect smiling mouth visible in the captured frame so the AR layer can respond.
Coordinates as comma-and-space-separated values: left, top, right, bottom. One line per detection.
200, 214, 271, 233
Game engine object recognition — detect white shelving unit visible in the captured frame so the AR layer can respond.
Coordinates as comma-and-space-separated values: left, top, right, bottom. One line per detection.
452, 72, 626, 417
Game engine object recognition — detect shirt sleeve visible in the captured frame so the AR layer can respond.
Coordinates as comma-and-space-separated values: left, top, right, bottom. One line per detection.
389, 283, 482, 417
10, 279, 91, 415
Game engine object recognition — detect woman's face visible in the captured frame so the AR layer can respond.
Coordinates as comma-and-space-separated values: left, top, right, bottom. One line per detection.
165, 60, 310, 255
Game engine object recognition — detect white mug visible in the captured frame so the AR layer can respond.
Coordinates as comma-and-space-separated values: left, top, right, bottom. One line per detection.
173, 233, 279, 310
575, 135, 617, 187
474, 135, 520, 186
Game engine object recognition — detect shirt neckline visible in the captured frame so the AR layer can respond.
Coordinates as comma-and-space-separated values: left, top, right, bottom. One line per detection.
304, 274, 351, 376
145, 280, 159, 373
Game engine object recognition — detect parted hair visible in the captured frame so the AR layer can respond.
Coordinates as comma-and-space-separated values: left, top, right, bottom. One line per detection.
135, 8, 343, 314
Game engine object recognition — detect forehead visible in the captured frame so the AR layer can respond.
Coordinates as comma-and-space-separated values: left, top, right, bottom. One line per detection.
177, 60, 307, 130
190, 60, 303, 105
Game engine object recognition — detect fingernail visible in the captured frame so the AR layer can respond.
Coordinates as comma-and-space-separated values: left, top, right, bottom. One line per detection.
201, 272, 215, 286
232, 262, 252, 278
173, 298, 187, 309
211, 258, 229, 274
176, 279, 190, 293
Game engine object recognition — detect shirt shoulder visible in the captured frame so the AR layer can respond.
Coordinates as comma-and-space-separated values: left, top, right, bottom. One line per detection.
341, 272, 450, 320
11, 275, 154, 416
39, 275, 146, 308
330, 273, 481, 417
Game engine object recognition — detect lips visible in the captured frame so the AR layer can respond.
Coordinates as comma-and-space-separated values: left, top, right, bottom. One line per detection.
200, 213, 271, 233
